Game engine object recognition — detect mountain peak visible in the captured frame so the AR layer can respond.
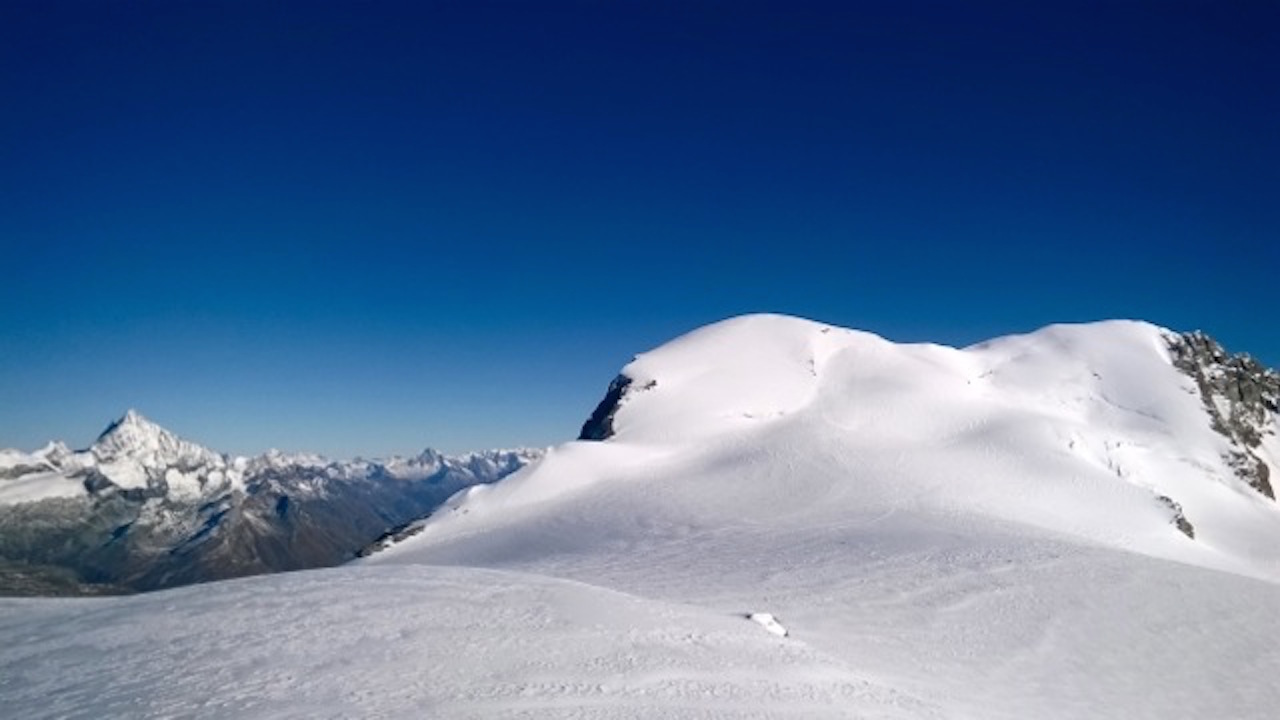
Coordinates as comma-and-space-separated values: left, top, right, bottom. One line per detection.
101, 407, 154, 431
90, 410, 219, 467
95, 408, 166, 445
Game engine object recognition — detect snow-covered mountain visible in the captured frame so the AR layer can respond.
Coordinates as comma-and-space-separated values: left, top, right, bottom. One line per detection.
373, 316, 1280, 576
3, 315, 1280, 719
356, 315, 1280, 718
0, 411, 540, 595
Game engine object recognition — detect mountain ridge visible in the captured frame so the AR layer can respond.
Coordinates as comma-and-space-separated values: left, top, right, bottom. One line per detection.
0, 411, 540, 595
370, 316, 1280, 580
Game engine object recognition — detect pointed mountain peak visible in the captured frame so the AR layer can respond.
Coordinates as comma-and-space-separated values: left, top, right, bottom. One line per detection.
91, 410, 219, 466
96, 409, 165, 444
116, 408, 152, 428
414, 447, 445, 464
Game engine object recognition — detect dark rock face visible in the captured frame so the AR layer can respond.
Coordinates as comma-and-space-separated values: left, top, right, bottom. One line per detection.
0, 463, 53, 481
1226, 451, 1273, 500
1157, 495, 1196, 539
356, 517, 430, 558
0, 558, 128, 597
579, 375, 634, 441
1167, 331, 1279, 500
578, 375, 657, 441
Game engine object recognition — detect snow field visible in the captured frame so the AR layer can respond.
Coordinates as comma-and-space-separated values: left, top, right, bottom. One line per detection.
0, 565, 935, 719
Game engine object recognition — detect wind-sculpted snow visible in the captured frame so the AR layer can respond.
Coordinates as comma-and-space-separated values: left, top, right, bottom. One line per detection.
0, 565, 936, 719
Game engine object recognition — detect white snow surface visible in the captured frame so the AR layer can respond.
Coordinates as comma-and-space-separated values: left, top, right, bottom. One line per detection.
1, 565, 924, 719
4, 314, 1280, 718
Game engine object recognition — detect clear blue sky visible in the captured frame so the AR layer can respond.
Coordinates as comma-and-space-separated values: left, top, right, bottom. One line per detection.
1, 1, 1276, 457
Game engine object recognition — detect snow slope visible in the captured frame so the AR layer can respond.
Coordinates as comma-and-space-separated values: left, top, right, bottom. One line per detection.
375, 316, 1280, 577
3, 314, 1279, 718
362, 315, 1280, 718
0, 564, 935, 719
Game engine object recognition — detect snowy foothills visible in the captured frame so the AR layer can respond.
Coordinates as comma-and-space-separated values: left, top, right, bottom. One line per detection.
3, 314, 1280, 719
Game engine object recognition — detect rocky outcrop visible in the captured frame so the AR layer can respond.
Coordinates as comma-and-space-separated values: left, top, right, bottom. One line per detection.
579, 375, 634, 440
1157, 494, 1195, 539
1167, 331, 1279, 500
578, 375, 657, 441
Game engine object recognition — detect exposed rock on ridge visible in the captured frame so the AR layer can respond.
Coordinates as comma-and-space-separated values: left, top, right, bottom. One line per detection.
578, 375, 657, 441
1166, 331, 1279, 500
578, 375, 634, 440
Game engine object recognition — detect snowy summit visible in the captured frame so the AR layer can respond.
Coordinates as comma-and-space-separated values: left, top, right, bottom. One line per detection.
4, 314, 1280, 719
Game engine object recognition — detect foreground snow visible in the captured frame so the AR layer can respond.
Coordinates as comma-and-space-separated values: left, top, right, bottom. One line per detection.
0, 564, 931, 719
4, 315, 1280, 718
3, 528, 1277, 719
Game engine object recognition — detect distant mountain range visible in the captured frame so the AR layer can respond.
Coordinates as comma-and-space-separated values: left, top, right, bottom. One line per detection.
0, 411, 539, 595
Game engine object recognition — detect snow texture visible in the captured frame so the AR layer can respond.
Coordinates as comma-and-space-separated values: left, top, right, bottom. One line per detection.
4, 314, 1280, 718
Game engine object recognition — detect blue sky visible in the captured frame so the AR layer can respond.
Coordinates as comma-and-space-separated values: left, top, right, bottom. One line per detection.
1, 1, 1276, 456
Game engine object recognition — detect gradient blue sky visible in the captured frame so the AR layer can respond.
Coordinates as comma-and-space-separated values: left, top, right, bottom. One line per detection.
1, 1, 1276, 457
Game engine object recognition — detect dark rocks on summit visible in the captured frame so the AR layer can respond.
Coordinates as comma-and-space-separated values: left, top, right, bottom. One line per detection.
1167, 331, 1280, 500
579, 375, 658, 441
579, 375, 634, 441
